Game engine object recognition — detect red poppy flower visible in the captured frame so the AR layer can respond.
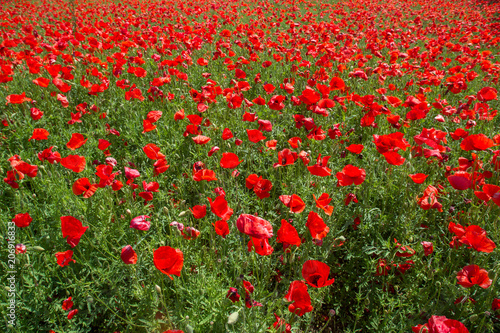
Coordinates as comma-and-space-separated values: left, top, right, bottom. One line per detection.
38, 146, 62, 164
313, 193, 333, 216
62, 297, 73, 311
447, 172, 472, 190
208, 195, 233, 221
245, 174, 273, 199
306, 211, 329, 242
189, 205, 206, 219
417, 185, 443, 212
279, 194, 306, 213
6, 92, 31, 104
226, 287, 240, 303
143, 143, 165, 160
421, 241, 433, 256
382, 151, 406, 165
12, 213, 33, 228
302, 260, 335, 288
174, 109, 185, 120
246, 129, 266, 143
192, 135, 211, 145
220, 152, 243, 169
55, 250, 75, 267
153, 246, 183, 279
412, 315, 469, 333
270, 313, 292, 333
29, 128, 49, 141
181, 226, 201, 240
213, 220, 230, 238
284, 280, 313, 316
247, 237, 274, 256
61, 155, 86, 173
121, 245, 137, 264
460, 134, 494, 151
450, 223, 496, 253
97, 139, 111, 150
193, 169, 217, 182
477, 86, 497, 102
277, 219, 301, 250
30, 107, 44, 120
346, 144, 364, 154
130, 215, 151, 231
456, 265, 491, 288
72, 178, 97, 198
336, 165, 366, 186
258, 119, 272, 132
222, 128, 233, 140
33, 77, 50, 88
268, 95, 286, 111
61, 216, 88, 247
307, 154, 332, 177
409, 173, 428, 184
236, 214, 273, 239
146, 110, 162, 122
67, 309, 78, 319
274, 149, 298, 168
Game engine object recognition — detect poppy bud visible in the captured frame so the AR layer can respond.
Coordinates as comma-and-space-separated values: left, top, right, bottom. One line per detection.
163, 207, 169, 215
155, 285, 162, 294
126, 209, 132, 215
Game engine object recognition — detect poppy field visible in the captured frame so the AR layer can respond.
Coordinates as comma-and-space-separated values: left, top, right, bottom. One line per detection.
1, 0, 500, 331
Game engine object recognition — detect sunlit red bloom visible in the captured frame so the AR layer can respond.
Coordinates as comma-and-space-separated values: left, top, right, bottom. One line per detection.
336, 165, 366, 186
66, 133, 87, 150
121, 245, 138, 264
143, 143, 165, 160
153, 246, 183, 279
284, 280, 313, 316
246, 129, 266, 143
456, 265, 491, 289
477, 87, 497, 102
213, 220, 230, 238
189, 205, 206, 219
29, 128, 49, 141
38, 146, 62, 164
346, 144, 364, 154
208, 195, 233, 221
276, 219, 301, 251
61, 216, 88, 247
61, 155, 86, 173
67, 309, 78, 319
279, 194, 306, 213
306, 211, 329, 242
248, 237, 274, 256
192, 135, 211, 145
313, 193, 333, 216
409, 173, 428, 184
382, 151, 405, 165
130, 215, 151, 231
416, 185, 443, 212
268, 95, 286, 111
72, 178, 97, 198
236, 214, 273, 239
12, 213, 33, 228
193, 169, 217, 182
449, 222, 496, 253
460, 134, 494, 151
55, 250, 75, 267
307, 154, 332, 177
412, 315, 469, 333
220, 152, 243, 169
302, 260, 335, 288
274, 149, 298, 168
6, 92, 31, 104
62, 297, 73, 311
245, 174, 273, 199
447, 172, 472, 190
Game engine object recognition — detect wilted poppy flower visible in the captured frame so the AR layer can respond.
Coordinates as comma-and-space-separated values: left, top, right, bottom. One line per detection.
66, 133, 87, 150
213, 220, 230, 238
189, 205, 206, 219
220, 152, 243, 169
72, 178, 97, 198
15, 244, 26, 254
181, 226, 201, 240
409, 173, 428, 184
61, 216, 88, 247
456, 264, 491, 289
279, 194, 306, 213
226, 287, 240, 303
55, 250, 75, 267
421, 241, 433, 256
208, 195, 233, 221
248, 237, 274, 256
62, 297, 73, 311
236, 214, 273, 239
61, 155, 86, 173
307, 154, 332, 177
336, 165, 366, 186
302, 260, 335, 288
12, 213, 33, 228
306, 211, 329, 242
313, 193, 333, 216
153, 246, 183, 279
277, 219, 301, 251
121, 245, 138, 264
460, 134, 494, 151
130, 215, 151, 231
284, 280, 313, 316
